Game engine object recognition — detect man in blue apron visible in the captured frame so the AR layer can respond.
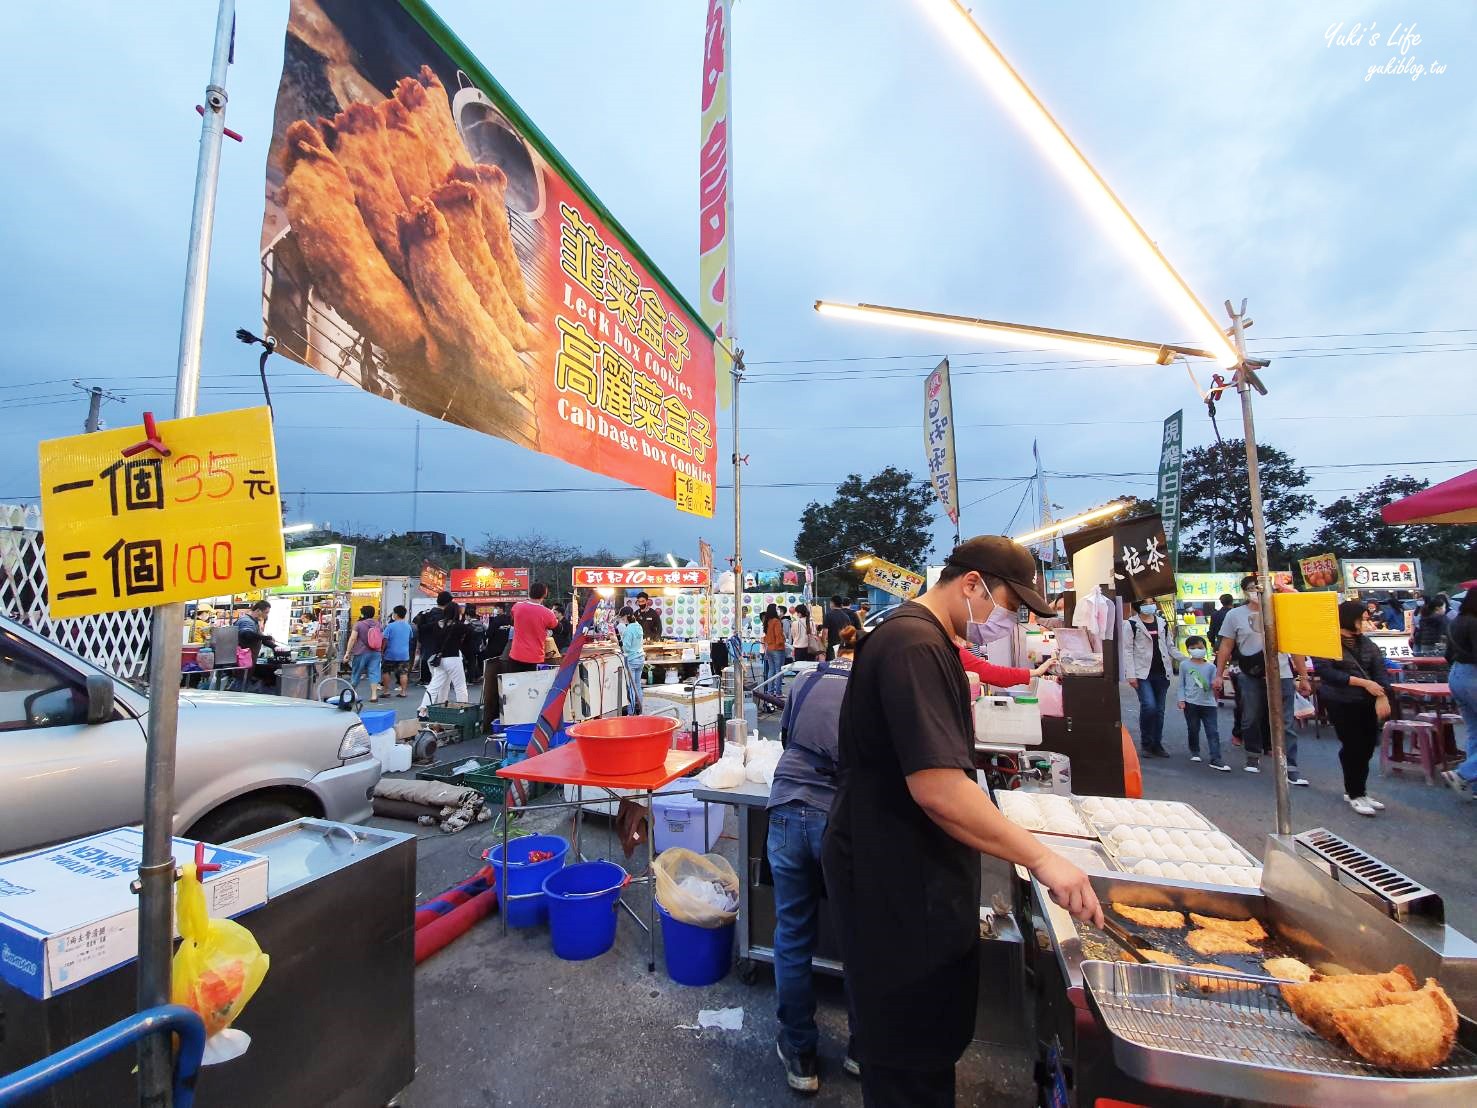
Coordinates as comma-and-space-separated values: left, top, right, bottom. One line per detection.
822, 536, 1102, 1105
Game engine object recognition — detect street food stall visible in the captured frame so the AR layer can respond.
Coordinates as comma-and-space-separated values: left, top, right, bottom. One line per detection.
264, 543, 357, 695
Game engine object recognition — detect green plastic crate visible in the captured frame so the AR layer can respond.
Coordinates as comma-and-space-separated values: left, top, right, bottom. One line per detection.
425, 701, 484, 745
416, 756, 506, 805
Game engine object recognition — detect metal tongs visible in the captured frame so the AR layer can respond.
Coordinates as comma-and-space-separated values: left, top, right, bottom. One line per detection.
1101, 919, 1150, 963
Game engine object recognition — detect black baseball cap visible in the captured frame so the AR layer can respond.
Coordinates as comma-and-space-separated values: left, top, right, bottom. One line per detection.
944, 536, 1054, 617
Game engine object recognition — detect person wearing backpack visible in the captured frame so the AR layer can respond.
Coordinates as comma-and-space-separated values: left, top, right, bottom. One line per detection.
768, 625, 861, 1094
344, 604, 384, 703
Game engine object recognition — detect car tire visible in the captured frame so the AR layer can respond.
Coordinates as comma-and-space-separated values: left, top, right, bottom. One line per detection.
188, 797, 305, 844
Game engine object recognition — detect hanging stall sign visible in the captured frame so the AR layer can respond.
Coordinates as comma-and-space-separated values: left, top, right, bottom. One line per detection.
1297, 551, 1341, 589
923, 359, 959, 526
674, 472, 714, 518
572, 566, 711, 589
699, 0, 734, 407
448, 566, 528, 598
1155, 410, 1183, 567
38, 408, 285, 619
1342, 558, 1421, 590
862, 556, 925, 600
1175, 572, 1245, 602
261, 0, 717, 509
1113, 514, 1175, 602
419, 560, 448, 597
271, 544, 356, 595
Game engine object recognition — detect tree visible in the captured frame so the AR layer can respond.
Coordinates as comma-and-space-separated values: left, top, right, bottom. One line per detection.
630, 538, 660, 565
1311, 475, 1477, 591
1176, 439, 1315, 568
793, 466, 937, 598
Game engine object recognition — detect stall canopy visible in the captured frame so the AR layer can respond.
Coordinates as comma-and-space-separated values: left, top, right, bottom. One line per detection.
1380, 467, 1477, 525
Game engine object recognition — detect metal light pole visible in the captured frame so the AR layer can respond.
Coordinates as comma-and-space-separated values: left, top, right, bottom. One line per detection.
730, 350, 746, 733
138, 3, 235, 1103
1227, 299, 1292, 835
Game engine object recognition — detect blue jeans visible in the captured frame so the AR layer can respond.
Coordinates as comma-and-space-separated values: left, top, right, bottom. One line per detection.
1134, 673, 1170, 751
763, 649, 786, 690
349, 651, 382, 691
1183, 704, 1221, 762
1235, 673, 1300, 767
767, 801, 849, 1056
1450, 662, 1477, 785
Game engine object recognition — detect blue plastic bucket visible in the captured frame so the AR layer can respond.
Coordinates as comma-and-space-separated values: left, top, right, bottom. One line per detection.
504, 723, 571, 750
359, 707, 397, 736
657, 902, 735, 986
542, 861, 628, 960
487, 835, 569, 927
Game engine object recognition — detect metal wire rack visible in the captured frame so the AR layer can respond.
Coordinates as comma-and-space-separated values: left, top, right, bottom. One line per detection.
1084, 960, 1477, 1090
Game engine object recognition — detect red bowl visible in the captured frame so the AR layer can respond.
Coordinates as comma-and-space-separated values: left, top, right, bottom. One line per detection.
568, 716, 680, 776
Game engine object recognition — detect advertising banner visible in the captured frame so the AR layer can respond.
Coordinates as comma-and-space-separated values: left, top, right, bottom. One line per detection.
1113, 515, 1174, 602
572, 566, 711, 589
1175, 572, 1245, 602
1155, 410, 1183, 568
38, 408, 285, 619
262, 0, 716, 509
448, 566, 528, 598
1343, 558, 1421, 590
862, 556, 925, 599
699, 0, 734, 407
271, 544, 356, 595
1297, 551, 1341, 589
923, 359, 959, 527
419, 560, 447, 597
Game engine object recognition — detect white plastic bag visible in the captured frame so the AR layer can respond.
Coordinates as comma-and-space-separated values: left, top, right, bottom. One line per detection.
697, 756, 745, 790
655, 848, 740, 927
1293, 692, 1316, 720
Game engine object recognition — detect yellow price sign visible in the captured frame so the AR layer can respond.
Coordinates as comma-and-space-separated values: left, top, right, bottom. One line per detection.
39, 407, 287, 619
862, 555, 925, 599
674, 472, 714, 518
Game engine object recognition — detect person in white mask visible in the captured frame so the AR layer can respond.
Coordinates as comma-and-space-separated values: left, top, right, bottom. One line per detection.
1122, 597, 1183, 759
822, 536, 1101, 1107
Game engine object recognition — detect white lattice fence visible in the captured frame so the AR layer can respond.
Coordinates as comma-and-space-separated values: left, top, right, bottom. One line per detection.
0, 505, 152, 681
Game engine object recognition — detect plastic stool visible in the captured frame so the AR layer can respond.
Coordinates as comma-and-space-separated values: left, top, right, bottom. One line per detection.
1416, 712, 1464, 762
1379, 720, 1442, 785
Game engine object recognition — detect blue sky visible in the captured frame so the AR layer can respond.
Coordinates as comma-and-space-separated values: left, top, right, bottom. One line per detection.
1, 1, 1473, 569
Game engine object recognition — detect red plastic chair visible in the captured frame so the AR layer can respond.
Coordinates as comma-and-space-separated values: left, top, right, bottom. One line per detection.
1379, 720, 1443, 785
1416, 711, 1464, 763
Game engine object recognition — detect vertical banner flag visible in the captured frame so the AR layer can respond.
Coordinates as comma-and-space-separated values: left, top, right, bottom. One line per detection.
261, 0, 717, 509
699, 0, 734, 406
924, 359, 959, 527
1032, 440, 1058, 564
1156, 410, 1184, 568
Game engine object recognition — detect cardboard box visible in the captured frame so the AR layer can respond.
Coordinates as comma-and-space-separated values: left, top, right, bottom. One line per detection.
0, 828, 269, 999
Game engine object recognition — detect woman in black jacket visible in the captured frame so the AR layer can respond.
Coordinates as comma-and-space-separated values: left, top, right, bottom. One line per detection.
1314, 600, 1393, 817
1411, 594, 1450, 656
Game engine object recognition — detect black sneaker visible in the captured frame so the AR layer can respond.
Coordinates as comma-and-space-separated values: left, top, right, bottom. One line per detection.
776, 1035, 818, 1094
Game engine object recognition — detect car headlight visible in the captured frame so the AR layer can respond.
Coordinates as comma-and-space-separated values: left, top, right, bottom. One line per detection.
339, 723, 371, 760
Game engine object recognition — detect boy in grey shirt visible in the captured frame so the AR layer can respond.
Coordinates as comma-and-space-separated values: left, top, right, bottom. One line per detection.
1178, 635, 1228, 770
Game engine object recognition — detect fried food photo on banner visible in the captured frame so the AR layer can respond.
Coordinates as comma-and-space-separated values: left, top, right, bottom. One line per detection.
279, 64, 538, 438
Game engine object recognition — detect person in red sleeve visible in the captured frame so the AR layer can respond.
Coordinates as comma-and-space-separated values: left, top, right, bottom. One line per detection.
955, 638, 1055, 688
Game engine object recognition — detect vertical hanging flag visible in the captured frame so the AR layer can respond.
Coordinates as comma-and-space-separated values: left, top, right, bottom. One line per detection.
1032, 440, 1059, 564
699, 0, 734, 406
1156, 410, 1184, 568
924, 359, 959, 528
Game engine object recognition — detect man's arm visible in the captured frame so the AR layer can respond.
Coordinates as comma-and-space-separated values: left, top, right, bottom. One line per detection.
1212, 632, 1234, 695
907, 770, 1102, 926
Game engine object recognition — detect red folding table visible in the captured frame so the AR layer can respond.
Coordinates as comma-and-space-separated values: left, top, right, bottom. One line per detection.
497, 744, 711, 970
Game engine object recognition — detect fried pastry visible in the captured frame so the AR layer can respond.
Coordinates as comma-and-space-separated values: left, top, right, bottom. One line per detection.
1263, 957, 1314, 983
1139, 949, 1181, 966
394, 66, 469, 180
1189, 912, 1267, 943
379, 98, 438, 210
1112, 903, 1185, 929
321, 102, 409, 278
399, 199, 527, 394
447, 162, 530, 316
429, 180, 537, 351
1185, 928, 1258, 956
1331, 982, 1458, 1072
1187, 963, 1256, 993
1280, 966, 1417, 1042
283, 120, 428, 356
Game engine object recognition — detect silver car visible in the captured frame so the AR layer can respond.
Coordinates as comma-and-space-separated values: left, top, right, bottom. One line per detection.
0, 615, 380, 856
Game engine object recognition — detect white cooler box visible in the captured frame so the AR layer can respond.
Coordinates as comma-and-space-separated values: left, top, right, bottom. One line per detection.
651, 779, 724, 854
643, 684, 721, 757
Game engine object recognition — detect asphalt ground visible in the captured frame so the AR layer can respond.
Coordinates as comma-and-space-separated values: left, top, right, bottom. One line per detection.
365, 680, 1474, 1105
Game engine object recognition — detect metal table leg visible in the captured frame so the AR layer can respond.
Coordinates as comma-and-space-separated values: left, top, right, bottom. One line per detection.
500, 786, 510, 937
573, 785, 582, 860
646, 787, 656, 972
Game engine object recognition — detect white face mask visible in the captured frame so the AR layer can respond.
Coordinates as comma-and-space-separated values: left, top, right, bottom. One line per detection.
1138, 604, 1157, 617
966, 587, 1017, 645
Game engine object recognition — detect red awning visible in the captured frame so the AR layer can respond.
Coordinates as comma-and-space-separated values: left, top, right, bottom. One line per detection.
1380, 467, 1477, 525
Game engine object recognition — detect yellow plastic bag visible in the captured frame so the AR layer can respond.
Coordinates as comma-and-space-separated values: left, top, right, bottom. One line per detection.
654, 848, 739, 928
170, 861, 269, 1038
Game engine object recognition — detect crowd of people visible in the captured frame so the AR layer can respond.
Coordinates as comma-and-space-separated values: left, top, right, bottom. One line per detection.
1123, 576, 1477, 816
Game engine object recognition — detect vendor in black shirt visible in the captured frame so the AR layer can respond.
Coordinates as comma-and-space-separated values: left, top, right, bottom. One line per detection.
822, 536, 1101, 1106
822, 595, 860, 659
632, 591, 665, 641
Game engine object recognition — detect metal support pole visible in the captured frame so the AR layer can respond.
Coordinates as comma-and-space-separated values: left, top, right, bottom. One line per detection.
731, 351, 745, 736
1228, 301, 1291, 836
138, 3, 235, 1104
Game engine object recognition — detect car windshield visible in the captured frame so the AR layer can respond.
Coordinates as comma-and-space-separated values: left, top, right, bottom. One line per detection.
1, 621, 144, 693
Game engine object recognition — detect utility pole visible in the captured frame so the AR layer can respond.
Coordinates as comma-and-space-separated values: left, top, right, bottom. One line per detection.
1227, 298, 1291, 836
731, 348, 746, 734
453, 536, 467, 569
73, 381, 125, 433
411, 422, 421, 532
